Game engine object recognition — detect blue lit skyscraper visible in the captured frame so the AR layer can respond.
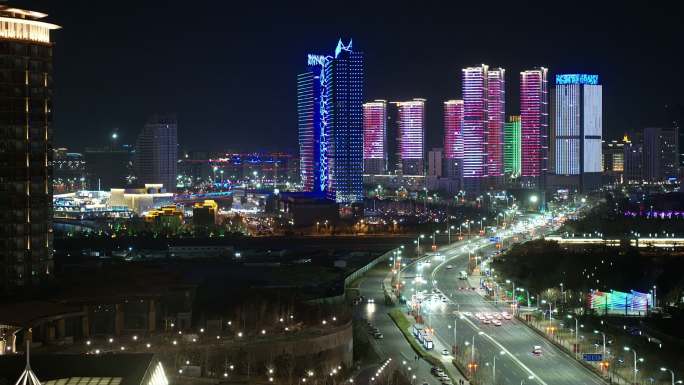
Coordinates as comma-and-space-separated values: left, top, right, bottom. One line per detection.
297, 39, 364, 203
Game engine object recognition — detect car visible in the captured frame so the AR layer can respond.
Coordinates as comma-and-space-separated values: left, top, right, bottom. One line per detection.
441, 348, 449, 356
463, 311, 473, 317
373, 333, 384, 339
367, 298, 375, 304
421, 382, 429, 385
440, 378, 453, 385
503, 313, 513, 320
446, 265, 453, 269
482, 319, 491, 324
532, 345, 542, 356
493, 320, 502, 326
495, 314, 503, 320
430, 367, 439, 374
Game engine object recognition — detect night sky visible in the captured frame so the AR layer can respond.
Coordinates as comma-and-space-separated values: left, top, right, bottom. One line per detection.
20, 1, 684, 153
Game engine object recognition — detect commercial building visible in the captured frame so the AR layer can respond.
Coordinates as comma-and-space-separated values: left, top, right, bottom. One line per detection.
363, 100, 387, 175
192, 199, 218, 226
643, 126, 679, 182
134, 115, 178, 192
0, 6, 60, 295
623, 133, 643, 183
550, 74, 603, 192
297, 39, 364, 203
109, 184, 174, 214
520, 68, 549, 187
394, 98, 426, 175
443, 100, 464, 179
503, 116, 521, 178
602, 137, 626, 183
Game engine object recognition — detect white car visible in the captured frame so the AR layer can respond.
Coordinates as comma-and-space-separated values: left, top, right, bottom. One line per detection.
367, 298, 375, 304
446, 265, 453, 269
503, 313, 513, 320
492, 320, 502, 326
441, 348, 449, 356
532, 346, 542, 356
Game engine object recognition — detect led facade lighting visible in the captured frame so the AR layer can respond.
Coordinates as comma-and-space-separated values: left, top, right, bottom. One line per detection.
394, 99, 426, 175
363, 100, 387, 175
462, 65, 489, 187
504, 116, 521, 177
520, 68, 548, 182
444, 100, 464, 178
487, 68, 506, 178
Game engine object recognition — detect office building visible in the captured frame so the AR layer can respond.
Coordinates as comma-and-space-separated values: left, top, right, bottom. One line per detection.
520, 68, 549, 186
443, 100, 464, 179
644, 126, 679, 182
551, 74, 603, 191
428, 148, 443, 177
394, 98, 426, 175
664, 104, 684, 167
623, 134, 643, 183
134, 115, 178, 192
297, 39, 364, 203
363, 100, 387, 175
0, 6, 60, 294
602, 137, 626, 183
504, 116, 521, 178
487, 68, 506, 181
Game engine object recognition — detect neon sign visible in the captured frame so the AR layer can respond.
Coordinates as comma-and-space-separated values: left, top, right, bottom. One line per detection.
307, 54, 328, 67
589, 289, 652, 315
555, 74, 599, 85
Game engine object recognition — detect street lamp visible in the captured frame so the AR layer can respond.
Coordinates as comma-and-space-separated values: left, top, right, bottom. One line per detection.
567, 315, 579, 352
448, 225, 455, 244
660, 367, 678, 385
492, 350, 505, 384
624, 346, 643, 385
593, 330, 606, 356
521, 375, 534, 385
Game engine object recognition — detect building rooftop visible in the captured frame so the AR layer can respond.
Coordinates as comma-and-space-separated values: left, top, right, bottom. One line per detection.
0, 354, 161, 385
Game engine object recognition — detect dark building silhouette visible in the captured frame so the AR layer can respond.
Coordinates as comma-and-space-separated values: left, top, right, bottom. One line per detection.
134, 115, 178, 192
0, 6, 60, 295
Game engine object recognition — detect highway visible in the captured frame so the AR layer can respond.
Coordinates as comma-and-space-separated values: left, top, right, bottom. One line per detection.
402, 216, 606, 385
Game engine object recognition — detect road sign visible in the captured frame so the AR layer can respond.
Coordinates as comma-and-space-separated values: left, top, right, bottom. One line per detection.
583, 353, 603, 362
489, 236, 501, 243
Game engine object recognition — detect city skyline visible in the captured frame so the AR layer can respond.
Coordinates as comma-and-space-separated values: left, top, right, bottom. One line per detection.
20, 1, 683, 153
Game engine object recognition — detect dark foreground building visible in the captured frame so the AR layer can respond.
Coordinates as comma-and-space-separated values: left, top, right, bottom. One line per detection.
0, 6, 60, 295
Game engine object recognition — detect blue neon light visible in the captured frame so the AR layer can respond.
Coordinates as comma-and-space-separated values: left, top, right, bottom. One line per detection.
307, 54, 328, 67
555, 74, 599, 85
334, 38, 353, 58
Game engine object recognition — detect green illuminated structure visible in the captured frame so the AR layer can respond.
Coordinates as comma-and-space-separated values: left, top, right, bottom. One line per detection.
504, 116, 521, 177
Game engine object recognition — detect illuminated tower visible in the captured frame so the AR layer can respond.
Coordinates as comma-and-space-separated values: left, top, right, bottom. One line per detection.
0, 6, 60, 294
487, 68, 505, 182
552, 74, 602, 191
444, 100, 464, 179
297, 39, 364, 203
394, 99, 426, 175
504, 116, 521, 177
520, 68, 549, 187
462, 65, 488, 192
363, 100, 387, 175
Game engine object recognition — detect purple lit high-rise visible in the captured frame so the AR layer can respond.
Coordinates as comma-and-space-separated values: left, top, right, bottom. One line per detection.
394, 99, 426, 175
487, 68, 506, 182
520, 68, 549, 188
444, 100, 464, 179
462, 65, 489, 192
363, 100, 387, 175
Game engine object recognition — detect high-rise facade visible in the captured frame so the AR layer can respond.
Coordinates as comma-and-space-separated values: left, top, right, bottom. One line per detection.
394, 99, 425, 175
503, 116, 521, 178
520, 68, 549, 186
643, 126, 679, 182
297, 39, 364, 203
443, 100, 464, 179
134, 115, 178, 192
552, 74, 603, 191
0, 6, 60, 294
462, 65, 489, 192
363, 100, 387, 175
487, 68, 505, 180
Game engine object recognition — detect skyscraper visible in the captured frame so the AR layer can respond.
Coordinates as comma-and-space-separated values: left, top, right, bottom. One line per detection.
520, 68, 549, 187
462, 65, 489, 192
643, 126, 679, 182
134, 115, 178, 192
297, 39, 364, 203
503, 116, 521, 178
443, 100, 464, 179
487, 68, 506, 181
394, 99, 425, 175
363, 100, 387, 175
551, 74, 603, 191
0, 6, 60, 294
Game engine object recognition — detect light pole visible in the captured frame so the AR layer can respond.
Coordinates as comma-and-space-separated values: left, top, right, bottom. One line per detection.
624, 346, 643, 385
594, 330, 606, 357
567, 315, 579, 353
541, 300, 553, 320
492, 350, 505, 384
506, 279, 515, 303
521, 375, 534, 385
448, 225, 455, 244
433, 230, 440, 247
660, 367, 677, 385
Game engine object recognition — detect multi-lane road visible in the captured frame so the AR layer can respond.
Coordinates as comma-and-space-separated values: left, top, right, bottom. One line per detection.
356, 212, 606, 385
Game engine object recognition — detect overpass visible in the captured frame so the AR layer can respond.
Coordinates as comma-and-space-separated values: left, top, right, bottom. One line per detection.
544, 235, 684, 248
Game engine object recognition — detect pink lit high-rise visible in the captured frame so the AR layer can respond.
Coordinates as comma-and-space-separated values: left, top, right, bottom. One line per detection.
363, 100, 387, 174
462, 65, 488, 192
443, 100, 464, 178
394, 99, 426, 175
487, 68, 506, 180
520, 68, 548, 187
